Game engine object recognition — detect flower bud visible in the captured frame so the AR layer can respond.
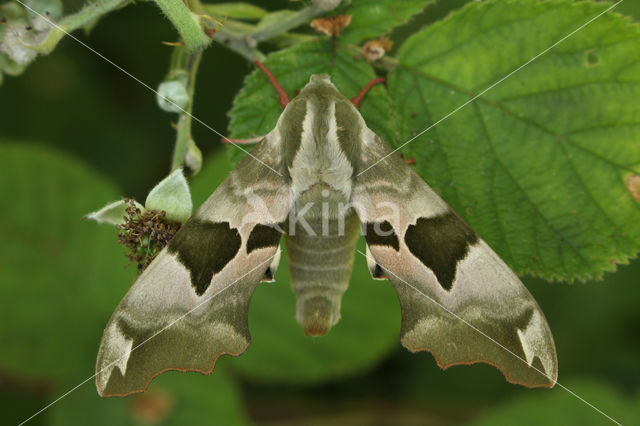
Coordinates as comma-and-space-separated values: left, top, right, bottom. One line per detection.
362, 38, 393, 62
156, 80, 189, 113
24, 0, 64, 31
145, 169, 192, 223
0, 24, 39, 65
184, 138, 202, 175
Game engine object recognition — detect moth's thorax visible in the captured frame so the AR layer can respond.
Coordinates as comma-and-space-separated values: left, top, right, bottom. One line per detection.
290, 184, 353, 234
278, 75, 365, 201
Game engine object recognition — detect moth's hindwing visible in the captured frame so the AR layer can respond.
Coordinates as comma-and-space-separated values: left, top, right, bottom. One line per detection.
353, 130, 558, 388
96, 134, 290, 397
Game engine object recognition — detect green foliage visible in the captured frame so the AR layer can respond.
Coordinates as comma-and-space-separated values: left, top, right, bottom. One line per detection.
338, 0, 434, 44
617, 1, 640, 21
389, 0, 640, 281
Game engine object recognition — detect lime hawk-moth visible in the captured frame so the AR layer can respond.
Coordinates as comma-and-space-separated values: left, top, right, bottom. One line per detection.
96, 62, 558, 397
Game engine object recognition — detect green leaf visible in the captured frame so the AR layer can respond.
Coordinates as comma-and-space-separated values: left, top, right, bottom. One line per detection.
85, 198, 144, 226
468, 380, 639, 426
227, 39, 397, 164
0, 142, 136, 381
191, 151, 401, 383
618, 1, 640, 21
389, 0, 640, 281
338, 0, 434, 45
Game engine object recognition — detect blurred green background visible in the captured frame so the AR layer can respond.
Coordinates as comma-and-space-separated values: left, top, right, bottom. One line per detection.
2, 0, 640, 425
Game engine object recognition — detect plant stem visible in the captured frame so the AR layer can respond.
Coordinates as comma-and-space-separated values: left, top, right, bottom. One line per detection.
249, 5, 322, 43
203, 2, 267, 20
188, 0, 263, 61
372, 55, 398, 71
154, 0, 211, 51
212, 25, 265, 62
171, 50, 202, 172
202, 0, 343, 62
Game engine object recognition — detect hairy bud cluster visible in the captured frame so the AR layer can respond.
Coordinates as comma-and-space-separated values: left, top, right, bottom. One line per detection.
116, 200, 181, 272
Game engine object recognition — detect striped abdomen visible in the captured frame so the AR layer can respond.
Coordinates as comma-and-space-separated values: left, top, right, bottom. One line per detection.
284, 188, 360, 336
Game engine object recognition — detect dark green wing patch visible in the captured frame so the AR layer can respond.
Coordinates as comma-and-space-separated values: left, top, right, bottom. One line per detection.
168, 219, 241, 296
247, 223, 283, 254
404, 213, 478, 291
281, 99, 307, 177
364, 221, 399, 251
334, 100, 363, 169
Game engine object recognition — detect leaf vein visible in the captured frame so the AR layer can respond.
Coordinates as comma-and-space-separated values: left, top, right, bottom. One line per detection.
473, 102, 588, 272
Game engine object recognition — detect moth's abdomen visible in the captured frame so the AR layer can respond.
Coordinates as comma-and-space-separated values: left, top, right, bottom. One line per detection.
284, 200, 359, 336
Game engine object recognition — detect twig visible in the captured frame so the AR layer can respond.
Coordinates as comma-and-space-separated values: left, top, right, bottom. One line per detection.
211, 25, 265, 62
206, 0, 343, 62
170, 49, 202, 171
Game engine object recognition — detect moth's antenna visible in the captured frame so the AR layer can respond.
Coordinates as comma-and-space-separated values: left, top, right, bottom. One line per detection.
254, 60, 290, 109
351, 77, 385, 109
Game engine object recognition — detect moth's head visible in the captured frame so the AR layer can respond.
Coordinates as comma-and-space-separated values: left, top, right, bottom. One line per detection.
294, 74, 348, 104
307, 74, 333, 85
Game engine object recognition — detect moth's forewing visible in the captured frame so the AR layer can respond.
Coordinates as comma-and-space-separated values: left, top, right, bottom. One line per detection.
352, 129, 557, 388
96, 138, 290, 397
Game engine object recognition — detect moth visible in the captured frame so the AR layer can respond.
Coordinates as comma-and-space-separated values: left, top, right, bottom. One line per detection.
96, 62, 558, 397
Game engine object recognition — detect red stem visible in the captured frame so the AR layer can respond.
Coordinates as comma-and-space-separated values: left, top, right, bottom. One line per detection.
254, 60, 290, 109
351, 77, 385, 109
